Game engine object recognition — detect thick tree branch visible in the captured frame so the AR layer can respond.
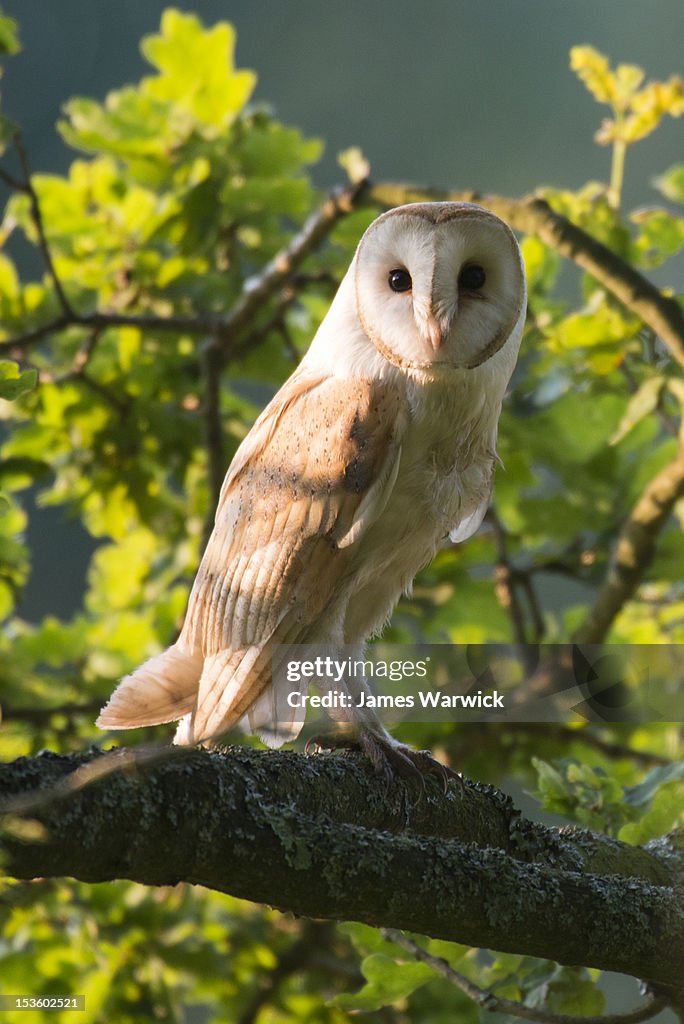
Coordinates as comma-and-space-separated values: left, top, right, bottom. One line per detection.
1, 747, 682, 997
573, 440, 684, 643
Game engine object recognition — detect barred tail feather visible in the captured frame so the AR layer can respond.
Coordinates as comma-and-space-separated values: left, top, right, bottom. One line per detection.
172, 639, 309, 748
178, 646, 269, 746
96, 643, 203, 730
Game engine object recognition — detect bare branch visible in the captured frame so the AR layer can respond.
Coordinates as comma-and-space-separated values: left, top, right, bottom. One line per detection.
573, 440, 684, 643
479, 723, 673, 768
0, 311, 232, 356
381, 929, 668, 1024
28, 330, 130, 413
219, 179, 367, 346
487, 508, 536, 648
12, 133, 77, 320
5, 167, 682, 380
0, 698, 103, 726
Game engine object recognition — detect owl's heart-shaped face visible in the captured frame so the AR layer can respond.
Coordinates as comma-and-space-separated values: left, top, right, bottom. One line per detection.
354, 202, 525, 371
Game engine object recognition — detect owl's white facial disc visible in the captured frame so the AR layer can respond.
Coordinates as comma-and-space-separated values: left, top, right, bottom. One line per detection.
354, 202, 526, 371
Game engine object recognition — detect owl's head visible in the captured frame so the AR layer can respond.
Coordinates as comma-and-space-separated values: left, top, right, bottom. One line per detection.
353, 202, 526, 372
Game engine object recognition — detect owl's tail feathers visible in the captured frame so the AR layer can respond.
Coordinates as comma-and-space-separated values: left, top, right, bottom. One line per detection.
96, 643, 203, 730
175, 643, 307, 749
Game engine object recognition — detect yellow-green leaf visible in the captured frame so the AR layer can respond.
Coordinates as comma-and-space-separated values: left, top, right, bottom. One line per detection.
141, 10, 256, 131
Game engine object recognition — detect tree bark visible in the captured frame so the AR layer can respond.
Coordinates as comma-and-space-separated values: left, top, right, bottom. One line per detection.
1, 747, 683, 996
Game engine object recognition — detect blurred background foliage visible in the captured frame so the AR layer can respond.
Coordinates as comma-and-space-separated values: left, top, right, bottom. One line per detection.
0, 7, 683, 1023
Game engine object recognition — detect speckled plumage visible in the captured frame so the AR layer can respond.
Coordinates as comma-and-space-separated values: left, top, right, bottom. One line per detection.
97, 202, 526, 756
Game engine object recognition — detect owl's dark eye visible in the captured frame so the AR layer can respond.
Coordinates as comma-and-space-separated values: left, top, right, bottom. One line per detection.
388, 268, 412, 292
458, 264, 486, 291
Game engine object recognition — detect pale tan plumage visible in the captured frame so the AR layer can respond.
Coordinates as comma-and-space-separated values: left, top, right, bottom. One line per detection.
97, 202, 526, 772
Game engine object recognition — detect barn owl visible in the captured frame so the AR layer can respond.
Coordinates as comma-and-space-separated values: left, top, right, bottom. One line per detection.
97, 202, 526, 779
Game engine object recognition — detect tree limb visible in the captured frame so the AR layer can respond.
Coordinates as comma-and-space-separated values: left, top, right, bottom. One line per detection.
1, 747, 682, 997
573, 440, 684, 643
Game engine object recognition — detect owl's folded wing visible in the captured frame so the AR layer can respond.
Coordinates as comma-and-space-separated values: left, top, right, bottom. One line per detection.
180, 371, 406, 742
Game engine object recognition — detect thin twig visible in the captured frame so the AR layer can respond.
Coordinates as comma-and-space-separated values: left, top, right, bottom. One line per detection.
232, 285, 299, 358
0, 311, 230, 355
33, 330, 130, 413
487, 508, 545, 652
13, 133, 76, 320
380, 929, 668, 1024
518, 571, 546, 642
214, 178, 367, 347
0, 698, 103, 726
531, 723, 670, 767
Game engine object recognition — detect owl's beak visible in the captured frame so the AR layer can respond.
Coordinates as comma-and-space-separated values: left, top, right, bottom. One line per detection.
425, 313, 446, 352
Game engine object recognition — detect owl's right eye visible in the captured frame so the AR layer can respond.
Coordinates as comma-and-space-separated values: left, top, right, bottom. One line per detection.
388, 268, 412, 292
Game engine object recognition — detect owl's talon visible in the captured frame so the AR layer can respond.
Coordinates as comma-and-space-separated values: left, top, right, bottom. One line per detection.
358, 730, 458, 795
410, 749, 462, 793
304, 730, 453, 795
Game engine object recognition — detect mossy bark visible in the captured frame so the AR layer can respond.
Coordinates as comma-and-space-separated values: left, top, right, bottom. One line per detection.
1, 747, 682, 993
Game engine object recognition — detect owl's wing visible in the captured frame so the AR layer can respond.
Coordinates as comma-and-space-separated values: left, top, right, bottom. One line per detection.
180, 371, 406, 743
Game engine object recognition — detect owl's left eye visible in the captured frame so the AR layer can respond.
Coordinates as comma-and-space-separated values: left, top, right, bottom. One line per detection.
458, 264, 486, 291
388, 268, 412, 292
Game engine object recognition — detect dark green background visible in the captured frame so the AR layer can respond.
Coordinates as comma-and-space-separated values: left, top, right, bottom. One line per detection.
3, 1, 683, 201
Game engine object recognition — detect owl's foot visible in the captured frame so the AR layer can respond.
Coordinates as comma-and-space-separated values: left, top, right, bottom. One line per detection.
359, 729, 460, 793
306, 729, 459, 793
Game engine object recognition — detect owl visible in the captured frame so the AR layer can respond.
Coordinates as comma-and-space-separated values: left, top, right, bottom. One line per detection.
97, 202, 526, 779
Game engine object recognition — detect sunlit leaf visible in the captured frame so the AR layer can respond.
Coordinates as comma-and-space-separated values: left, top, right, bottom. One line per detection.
0, 361, 37, 401
655, 164, 684, 205
333, 953, 434, 1011
140, 9, 256, 132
